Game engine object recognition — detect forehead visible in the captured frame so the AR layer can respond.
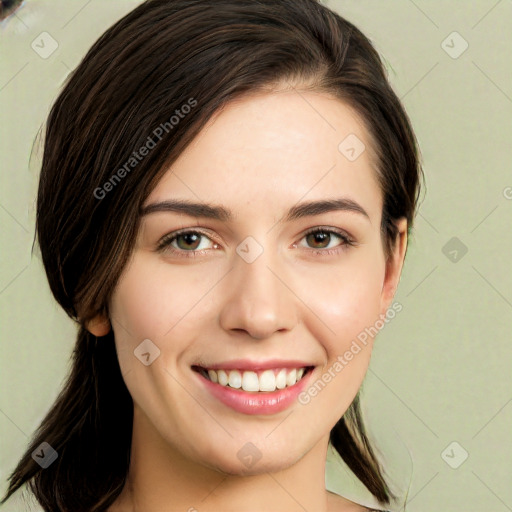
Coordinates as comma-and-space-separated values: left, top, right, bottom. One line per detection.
145, 90, 382, 224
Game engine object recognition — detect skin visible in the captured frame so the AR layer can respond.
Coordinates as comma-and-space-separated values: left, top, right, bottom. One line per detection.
88, 88, 407, 512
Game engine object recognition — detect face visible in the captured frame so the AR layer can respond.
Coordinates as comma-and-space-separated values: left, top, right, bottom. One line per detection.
107, 89, 406, 475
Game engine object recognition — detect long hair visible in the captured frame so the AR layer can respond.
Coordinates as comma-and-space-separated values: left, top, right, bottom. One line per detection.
2, 0, 423, 510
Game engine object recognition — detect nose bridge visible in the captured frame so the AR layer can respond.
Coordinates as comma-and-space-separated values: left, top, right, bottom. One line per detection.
219, 238, 297, 339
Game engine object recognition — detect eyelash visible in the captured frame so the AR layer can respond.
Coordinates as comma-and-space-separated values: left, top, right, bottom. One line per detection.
156, 226, 356, 259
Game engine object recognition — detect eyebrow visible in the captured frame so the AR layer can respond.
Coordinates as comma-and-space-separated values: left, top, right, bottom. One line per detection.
140, 197, 370, 223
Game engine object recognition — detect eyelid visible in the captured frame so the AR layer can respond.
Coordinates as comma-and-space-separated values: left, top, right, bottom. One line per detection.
155, 227, 218, 253
156, 225, 356, 257
301, 225, 355, 243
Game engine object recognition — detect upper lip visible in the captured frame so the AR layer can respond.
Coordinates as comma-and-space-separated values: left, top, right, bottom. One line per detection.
193, 359, 314, 372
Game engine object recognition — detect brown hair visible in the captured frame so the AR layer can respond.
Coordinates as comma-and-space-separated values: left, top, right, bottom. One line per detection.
2, 0, 423, 510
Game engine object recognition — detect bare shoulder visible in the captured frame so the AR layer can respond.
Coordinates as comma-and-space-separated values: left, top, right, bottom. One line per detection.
326, 491, 378, 512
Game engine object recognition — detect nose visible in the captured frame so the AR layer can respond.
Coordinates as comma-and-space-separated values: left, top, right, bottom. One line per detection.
219, 246, 298, 340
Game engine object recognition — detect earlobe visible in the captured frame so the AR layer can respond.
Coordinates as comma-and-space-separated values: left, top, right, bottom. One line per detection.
380, 217, 408, 314
85, 314, 111, 337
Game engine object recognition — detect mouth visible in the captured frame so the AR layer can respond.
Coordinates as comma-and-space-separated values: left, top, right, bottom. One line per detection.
191, 365, 314, 393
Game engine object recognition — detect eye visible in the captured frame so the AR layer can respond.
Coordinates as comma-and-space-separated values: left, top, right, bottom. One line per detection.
156, 226, 356, 259
156, 229, 218, 258
297, 227, 356, 256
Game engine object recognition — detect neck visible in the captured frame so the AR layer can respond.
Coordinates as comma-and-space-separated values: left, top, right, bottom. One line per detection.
114, 405, 333, 512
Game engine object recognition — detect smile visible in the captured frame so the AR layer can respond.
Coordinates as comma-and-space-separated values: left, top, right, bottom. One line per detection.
192, 364, 315, 415
193, 366, 312, 393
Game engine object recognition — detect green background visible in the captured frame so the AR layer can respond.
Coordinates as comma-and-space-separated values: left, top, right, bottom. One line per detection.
1, 1, 511, 510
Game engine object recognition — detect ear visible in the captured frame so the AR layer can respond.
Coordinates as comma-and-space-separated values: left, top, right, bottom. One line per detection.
84, 314, 111, 337
380, 217, 408, 316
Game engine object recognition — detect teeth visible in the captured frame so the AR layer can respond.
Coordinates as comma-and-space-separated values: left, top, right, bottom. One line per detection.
241, 371, 259, 392
259, 369, 276, 391
276, 368, 287, 389
286, 368, 297, 387
202, 367, 309, 392
217, 369, 228, 386
228, 370, 242, 389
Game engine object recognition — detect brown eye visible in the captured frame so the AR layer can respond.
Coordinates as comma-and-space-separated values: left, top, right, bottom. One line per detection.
306, 231, 331, 249
175, 232, 202, 250
156, 229, 218, 258
297, 227, 356, 256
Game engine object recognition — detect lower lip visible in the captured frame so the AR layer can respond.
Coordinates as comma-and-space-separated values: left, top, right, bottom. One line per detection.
193, 368, 314, 415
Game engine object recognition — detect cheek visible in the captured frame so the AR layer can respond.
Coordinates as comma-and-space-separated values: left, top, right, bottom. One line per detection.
109, 254, 224, 379
295, 254, 385, 422
108, 257, 211, 426
297, 248, 386, 354
110, 254, 215, 339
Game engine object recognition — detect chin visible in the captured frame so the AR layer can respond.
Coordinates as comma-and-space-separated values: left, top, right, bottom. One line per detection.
197, 443, 303, 476
211, 457, 298, 477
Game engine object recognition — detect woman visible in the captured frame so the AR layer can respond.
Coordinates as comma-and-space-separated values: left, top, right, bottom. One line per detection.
2, 0, 423, 510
